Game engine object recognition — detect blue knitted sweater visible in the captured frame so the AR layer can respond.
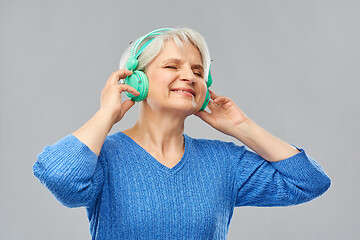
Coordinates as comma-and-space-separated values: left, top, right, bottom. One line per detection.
33, 132, 331, 239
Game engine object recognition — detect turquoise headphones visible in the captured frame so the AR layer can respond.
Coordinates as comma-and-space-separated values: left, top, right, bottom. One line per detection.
123, 28, 213, 111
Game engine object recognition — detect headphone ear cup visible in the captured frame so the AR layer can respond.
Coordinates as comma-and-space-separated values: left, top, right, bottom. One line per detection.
126, 57, 138, 71
199, 88, 210, 111
124, 70, 149, 102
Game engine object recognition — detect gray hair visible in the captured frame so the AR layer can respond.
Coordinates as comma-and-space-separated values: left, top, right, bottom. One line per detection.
119, 28, 211, 82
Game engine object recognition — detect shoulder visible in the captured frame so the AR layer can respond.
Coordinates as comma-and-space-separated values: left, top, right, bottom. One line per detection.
98, 131, 130, 157
106, 131, 128, 144
184, 134, 247, 158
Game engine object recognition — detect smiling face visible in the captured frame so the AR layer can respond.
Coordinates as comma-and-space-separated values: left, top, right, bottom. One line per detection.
144, 40, 207, 115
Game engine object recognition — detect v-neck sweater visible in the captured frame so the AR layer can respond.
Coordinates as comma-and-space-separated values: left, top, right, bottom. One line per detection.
33, 132, 331, 239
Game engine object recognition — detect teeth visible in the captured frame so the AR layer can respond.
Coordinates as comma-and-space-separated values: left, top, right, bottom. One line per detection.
173, 90, 193, 95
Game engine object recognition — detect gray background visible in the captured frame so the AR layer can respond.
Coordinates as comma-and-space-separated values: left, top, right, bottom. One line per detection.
1, 0, 358, 239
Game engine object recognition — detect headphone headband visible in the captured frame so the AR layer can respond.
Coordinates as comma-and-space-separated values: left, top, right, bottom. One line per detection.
130, 28, 173, 58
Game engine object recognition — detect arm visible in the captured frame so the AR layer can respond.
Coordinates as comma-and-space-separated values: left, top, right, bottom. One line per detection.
195, 90, 299, 161
231, 118, 331, 206
33, 134, 105, 208
73, 109, 116, 156
232, 118, 300, 162
33, 70, 139, 207
231, 143, 331, 207
195, 90, 331, 206
73, 69, 139, 156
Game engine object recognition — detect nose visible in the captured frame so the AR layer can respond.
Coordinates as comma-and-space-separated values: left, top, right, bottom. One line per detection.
179, 67, 196, 84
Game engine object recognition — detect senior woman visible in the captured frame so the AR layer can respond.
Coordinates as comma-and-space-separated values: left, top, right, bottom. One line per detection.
33, 28, 331, 239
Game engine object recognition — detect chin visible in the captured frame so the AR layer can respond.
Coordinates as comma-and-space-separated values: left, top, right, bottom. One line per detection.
145, 96, 200, 115
169, 102, 198, 115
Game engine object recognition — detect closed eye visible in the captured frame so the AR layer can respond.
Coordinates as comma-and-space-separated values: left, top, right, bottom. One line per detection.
165, 66, 177, 69
194, 72, 203, 78
165, 65, 203, 78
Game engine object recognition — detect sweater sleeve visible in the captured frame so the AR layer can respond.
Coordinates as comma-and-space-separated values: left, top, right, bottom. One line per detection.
231, 143, 331, 207
33, 134, 105, 208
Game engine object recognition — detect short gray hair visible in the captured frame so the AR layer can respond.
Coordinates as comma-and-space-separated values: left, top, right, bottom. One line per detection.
119, 28, 211, 82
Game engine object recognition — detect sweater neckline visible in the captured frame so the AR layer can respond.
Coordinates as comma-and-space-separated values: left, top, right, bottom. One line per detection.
118, 132, 190, 175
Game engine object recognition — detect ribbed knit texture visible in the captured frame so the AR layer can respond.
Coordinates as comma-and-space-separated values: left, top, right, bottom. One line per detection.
33, 132, 331, 239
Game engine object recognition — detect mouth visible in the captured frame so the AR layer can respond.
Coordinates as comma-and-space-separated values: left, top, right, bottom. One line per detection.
170, 87, 196, 97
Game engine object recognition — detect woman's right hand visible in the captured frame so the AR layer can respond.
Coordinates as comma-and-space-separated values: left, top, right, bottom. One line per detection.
100, 69, 140, 125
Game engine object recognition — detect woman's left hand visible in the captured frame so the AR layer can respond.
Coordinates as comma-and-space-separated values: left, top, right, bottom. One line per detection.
194, 90, 249, 137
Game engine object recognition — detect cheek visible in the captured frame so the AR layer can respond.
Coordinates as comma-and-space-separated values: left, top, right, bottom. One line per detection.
147, 71, 174, 89
199, 82, 208, 96
146, 72, 172, 97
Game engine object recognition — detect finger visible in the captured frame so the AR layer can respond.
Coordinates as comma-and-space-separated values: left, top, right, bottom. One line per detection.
118, 84, 140, 96
209, 89, 219, 100
213, 96, 227, 104
106, 69, 133, 86
207, 100, 218, 112
120, 99, 136, 116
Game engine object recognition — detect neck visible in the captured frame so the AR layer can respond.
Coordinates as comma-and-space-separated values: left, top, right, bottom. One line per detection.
123, 103, 187, 155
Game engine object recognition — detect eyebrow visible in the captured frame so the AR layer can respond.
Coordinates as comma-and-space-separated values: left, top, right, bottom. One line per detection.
163, 58, 204, 72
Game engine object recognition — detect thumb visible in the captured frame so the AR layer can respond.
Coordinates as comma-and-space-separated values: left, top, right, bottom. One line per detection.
120, 99, 136, 116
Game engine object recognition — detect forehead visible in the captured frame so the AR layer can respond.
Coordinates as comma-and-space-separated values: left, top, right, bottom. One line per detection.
154, 40, 202, 64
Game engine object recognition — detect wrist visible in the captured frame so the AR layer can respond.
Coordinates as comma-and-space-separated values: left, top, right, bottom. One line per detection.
233, 118, 259, 143
98, 108, 118, 125
96, 109, 118, 132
